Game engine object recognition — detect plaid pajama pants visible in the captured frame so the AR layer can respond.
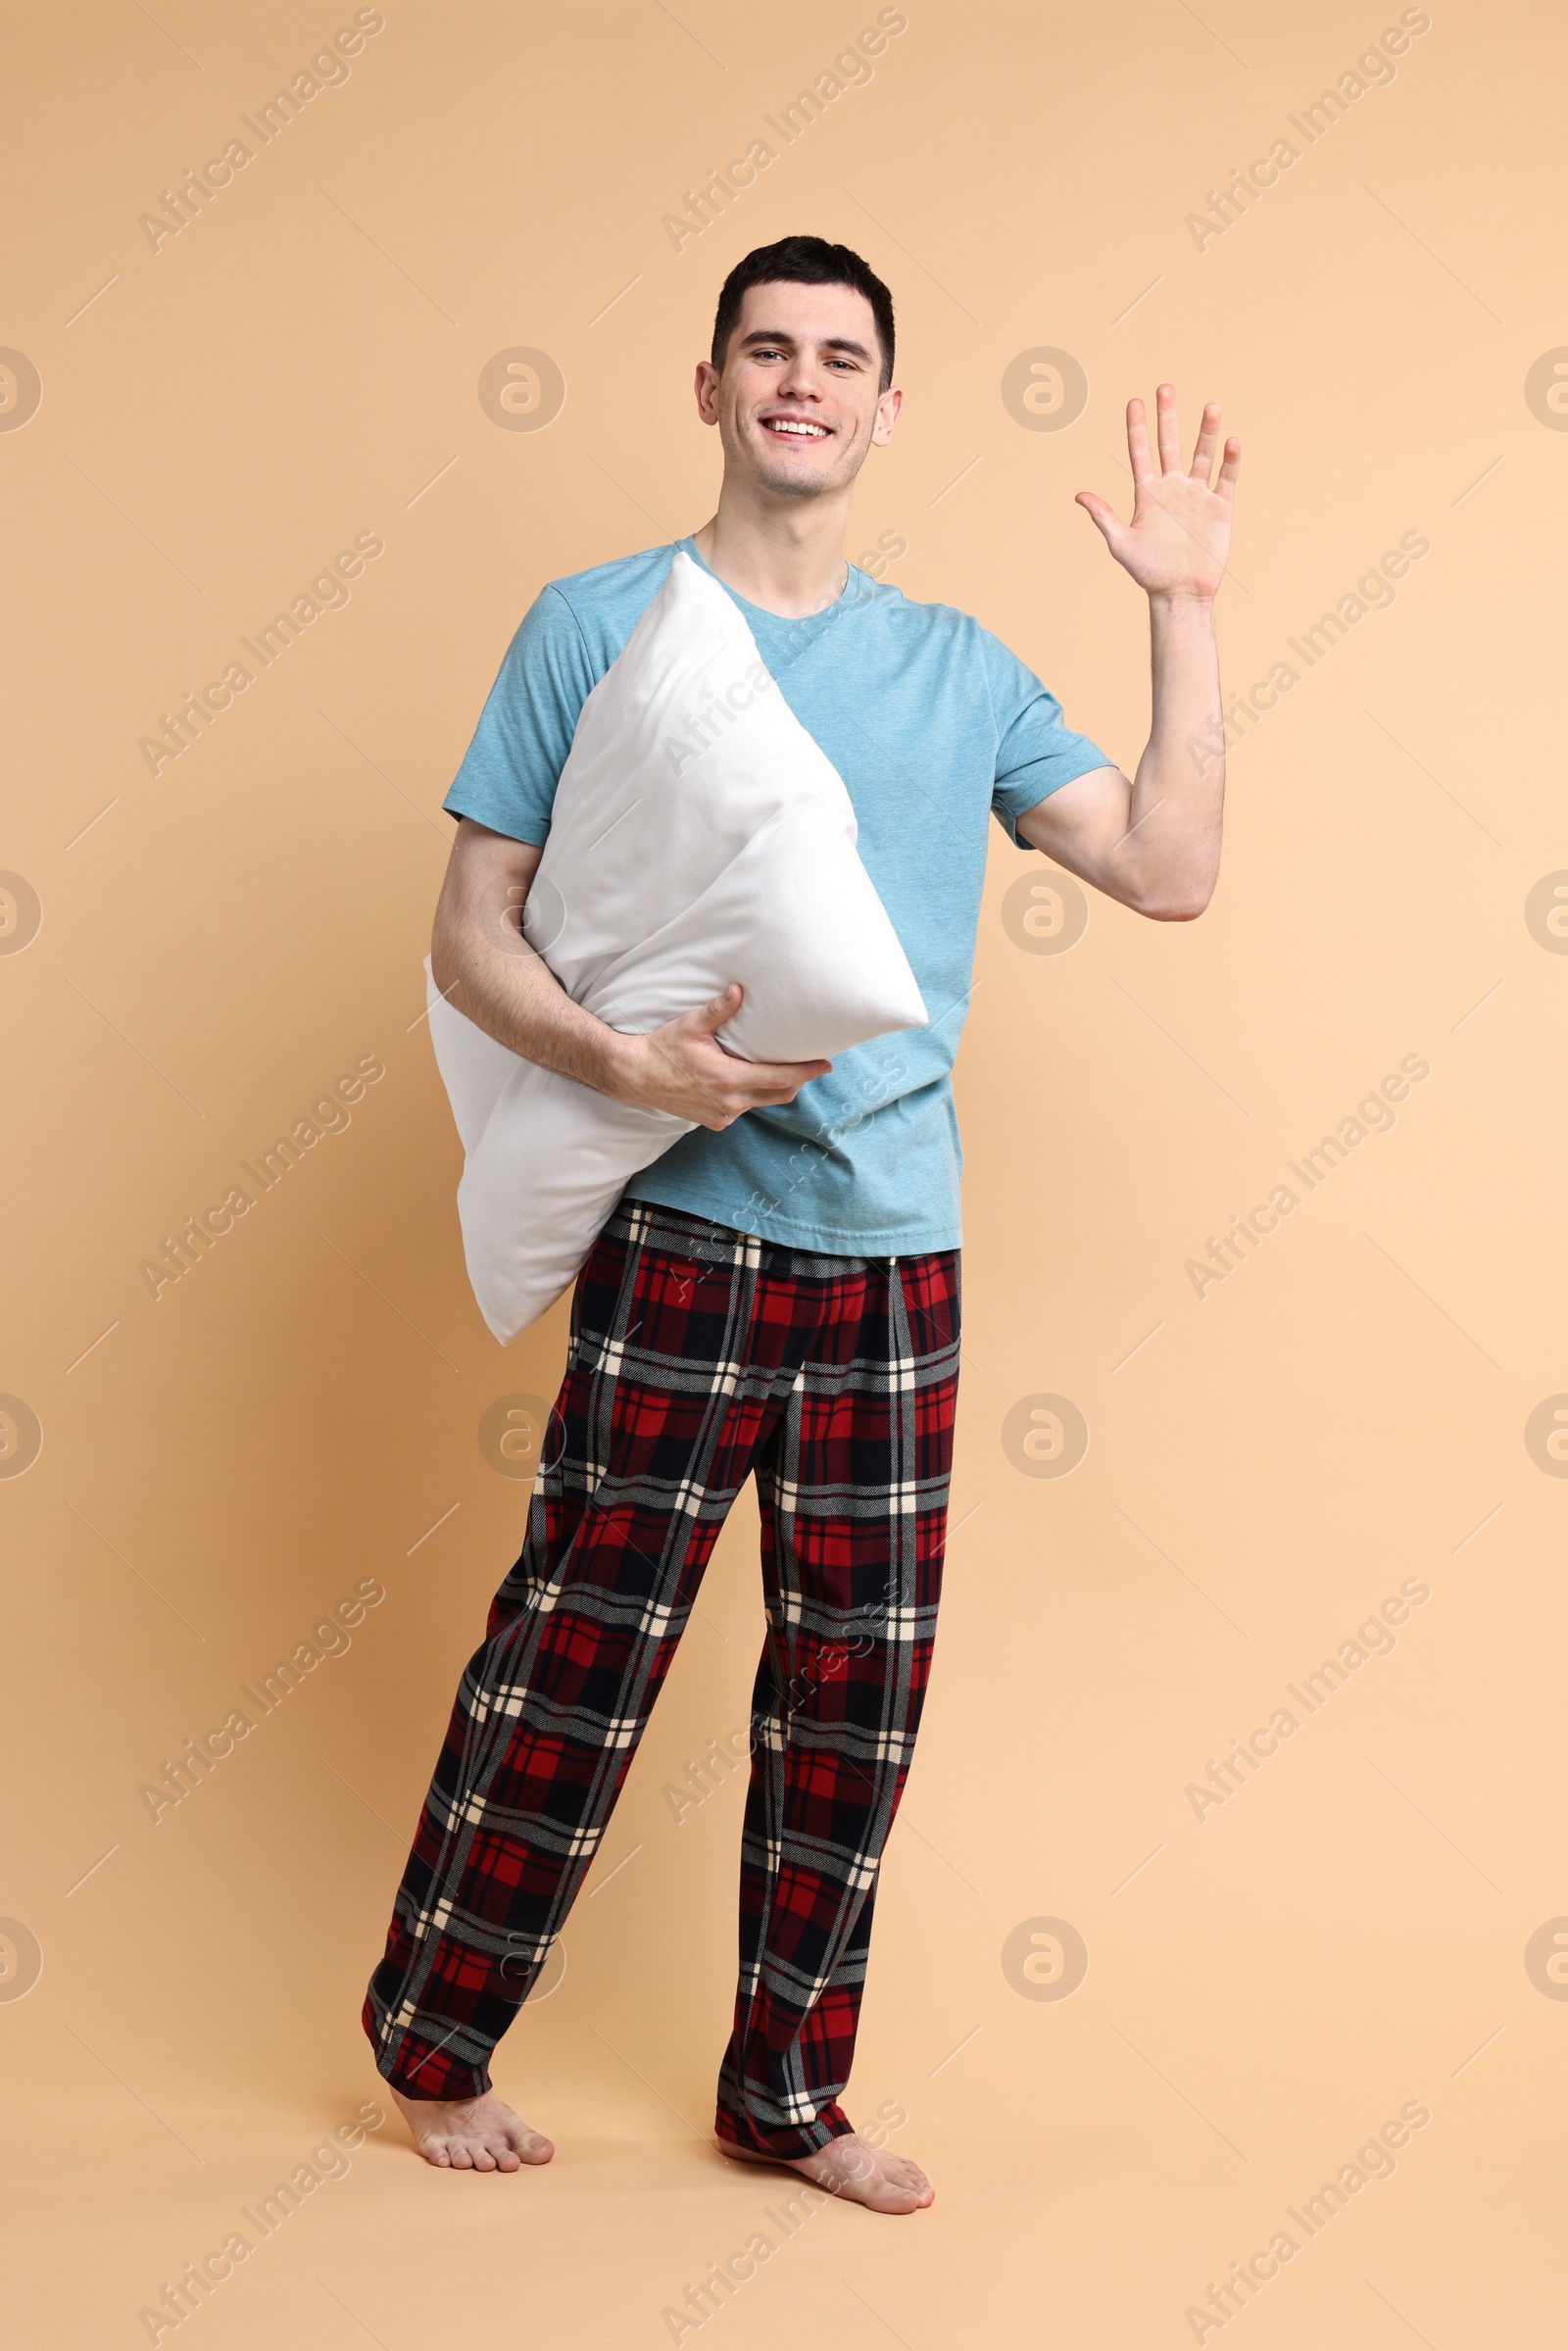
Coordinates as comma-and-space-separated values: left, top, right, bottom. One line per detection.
363, 1198, 960, 2157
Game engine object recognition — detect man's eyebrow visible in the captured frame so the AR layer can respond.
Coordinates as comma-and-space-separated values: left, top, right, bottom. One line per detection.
738, 328, 874, 363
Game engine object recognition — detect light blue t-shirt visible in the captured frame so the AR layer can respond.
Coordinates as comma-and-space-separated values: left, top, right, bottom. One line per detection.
444, 537, 1110, 1255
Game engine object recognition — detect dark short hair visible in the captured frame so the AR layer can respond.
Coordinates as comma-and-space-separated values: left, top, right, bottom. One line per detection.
710, 236, 896, 390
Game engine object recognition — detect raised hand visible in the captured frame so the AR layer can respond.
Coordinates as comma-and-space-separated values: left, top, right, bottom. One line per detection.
1075, 384, 1239, 603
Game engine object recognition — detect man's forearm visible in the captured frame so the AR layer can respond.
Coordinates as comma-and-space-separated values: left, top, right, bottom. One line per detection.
1120, 588, 1225, 917
1015, 589, 1226, 920
428, 819, 833, 1130
436, 920, 640, 1099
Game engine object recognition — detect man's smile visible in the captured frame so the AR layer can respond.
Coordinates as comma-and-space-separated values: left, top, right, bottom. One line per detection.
760, 413, 832, 440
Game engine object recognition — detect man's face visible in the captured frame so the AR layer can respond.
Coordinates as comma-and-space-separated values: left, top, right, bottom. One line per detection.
696, 278, 901, 501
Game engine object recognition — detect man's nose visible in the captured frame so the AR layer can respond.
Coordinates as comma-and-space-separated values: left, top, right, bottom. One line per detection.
776, 356, 822, 400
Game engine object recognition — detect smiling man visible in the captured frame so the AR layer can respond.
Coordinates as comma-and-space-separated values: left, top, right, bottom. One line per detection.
363, 234, 1239, 2213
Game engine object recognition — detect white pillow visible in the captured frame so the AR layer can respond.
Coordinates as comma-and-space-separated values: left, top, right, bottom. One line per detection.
427, 549, 927, 1344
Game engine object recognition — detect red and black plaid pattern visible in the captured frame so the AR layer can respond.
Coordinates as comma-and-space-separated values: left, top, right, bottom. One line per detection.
363, 1199, 959, 2157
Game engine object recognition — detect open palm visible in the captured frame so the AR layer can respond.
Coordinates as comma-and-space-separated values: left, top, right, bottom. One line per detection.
1076, 384, 1239, 602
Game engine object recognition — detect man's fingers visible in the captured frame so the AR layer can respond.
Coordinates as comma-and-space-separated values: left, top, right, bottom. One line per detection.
1125, 396, 1155, 484
1189, 401, 1222, 480
1214, 435, 1241, 500
641, 994, 833, 1124
699, 1063, 832, 1126
1154, 381, 1182, 472
732, 1058, 834, 1096
673, 996, 831, 1084
718, 1060, 833, 1112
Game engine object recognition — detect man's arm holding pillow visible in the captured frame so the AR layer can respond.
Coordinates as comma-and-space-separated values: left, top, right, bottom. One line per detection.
430, 817, 833, 1133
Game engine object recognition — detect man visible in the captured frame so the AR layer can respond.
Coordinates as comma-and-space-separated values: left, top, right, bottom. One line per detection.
364, 234, 1239, 2214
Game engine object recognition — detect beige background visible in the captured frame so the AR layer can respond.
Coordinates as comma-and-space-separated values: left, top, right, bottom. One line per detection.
3, 1, 1566, 2342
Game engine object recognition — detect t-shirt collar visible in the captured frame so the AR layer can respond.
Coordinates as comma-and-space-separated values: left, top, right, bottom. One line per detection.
677, 534, 868, 633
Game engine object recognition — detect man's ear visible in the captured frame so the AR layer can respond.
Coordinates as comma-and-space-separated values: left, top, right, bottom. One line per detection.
871, 385, 904, 447
694, 359, 721, 426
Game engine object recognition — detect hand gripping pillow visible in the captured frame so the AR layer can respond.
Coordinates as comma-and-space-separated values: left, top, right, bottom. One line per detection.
427, 549, 928, 1344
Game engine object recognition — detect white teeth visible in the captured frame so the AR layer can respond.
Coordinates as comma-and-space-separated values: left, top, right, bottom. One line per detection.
766, 419, 827, 437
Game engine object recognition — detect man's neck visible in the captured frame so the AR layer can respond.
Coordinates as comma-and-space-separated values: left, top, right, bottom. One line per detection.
691, 483, 849, 619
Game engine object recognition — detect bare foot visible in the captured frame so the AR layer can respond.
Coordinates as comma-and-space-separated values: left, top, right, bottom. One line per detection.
390, 2086, 553, 2172
719, 2131, 933, 2215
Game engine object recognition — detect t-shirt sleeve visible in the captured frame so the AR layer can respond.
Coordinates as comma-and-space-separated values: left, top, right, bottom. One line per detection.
982, 627, 1115, 845
442, 585, 599, 845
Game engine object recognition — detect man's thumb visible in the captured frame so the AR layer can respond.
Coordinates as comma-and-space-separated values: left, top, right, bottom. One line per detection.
1074, 491, 1120, 543
695, 981, 743, 1031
